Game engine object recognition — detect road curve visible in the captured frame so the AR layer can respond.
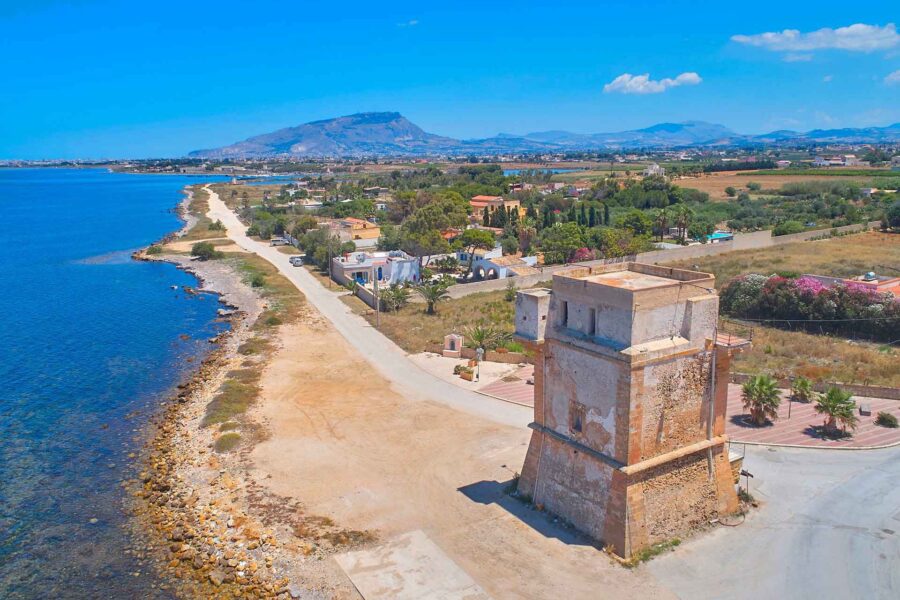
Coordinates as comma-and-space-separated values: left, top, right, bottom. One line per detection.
648, 443, 900, 599
204, 186, 531, 429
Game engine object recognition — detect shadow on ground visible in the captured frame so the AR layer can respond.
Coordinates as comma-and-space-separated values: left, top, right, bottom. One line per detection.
729, 414, 774, 429
457, 479, 595, 549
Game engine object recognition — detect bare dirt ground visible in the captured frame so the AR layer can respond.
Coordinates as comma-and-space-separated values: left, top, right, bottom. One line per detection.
246, 317, 672, 599
674, 170, 870, 200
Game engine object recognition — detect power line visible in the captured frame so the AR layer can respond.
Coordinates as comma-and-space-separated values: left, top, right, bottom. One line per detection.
724, 315, 899, 324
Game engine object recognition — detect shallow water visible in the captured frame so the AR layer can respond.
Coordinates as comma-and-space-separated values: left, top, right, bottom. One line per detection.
0, 168, 226, 598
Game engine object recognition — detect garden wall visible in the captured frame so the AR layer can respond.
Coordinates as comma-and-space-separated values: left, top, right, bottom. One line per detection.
730, 373, 900, 401
439, 221, 882, 300
424, 344, 532, 365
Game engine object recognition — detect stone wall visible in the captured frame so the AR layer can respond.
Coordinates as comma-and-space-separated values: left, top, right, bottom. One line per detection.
730, 373, 900, 401
438, 221, 881, 300
636, 352, 713, 461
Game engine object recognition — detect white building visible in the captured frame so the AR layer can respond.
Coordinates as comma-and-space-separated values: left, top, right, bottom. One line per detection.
643, 163, 665, 177
331, 250, 420, 286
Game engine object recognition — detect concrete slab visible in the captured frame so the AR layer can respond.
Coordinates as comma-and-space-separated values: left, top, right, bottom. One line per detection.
335, 530, 490, 600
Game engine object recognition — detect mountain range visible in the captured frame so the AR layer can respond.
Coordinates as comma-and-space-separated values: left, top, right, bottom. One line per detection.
189, 112, 900, 158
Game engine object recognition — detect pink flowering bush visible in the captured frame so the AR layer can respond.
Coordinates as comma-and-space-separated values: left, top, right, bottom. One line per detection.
720, 273, 899, 342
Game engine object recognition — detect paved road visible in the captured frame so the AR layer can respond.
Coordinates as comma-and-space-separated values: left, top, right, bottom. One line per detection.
648, 443, 900, 599
205, 187, 530, 429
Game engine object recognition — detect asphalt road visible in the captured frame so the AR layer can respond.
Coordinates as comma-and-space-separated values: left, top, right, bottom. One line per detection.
648, 443, 900, 599
205, 186, 531, 430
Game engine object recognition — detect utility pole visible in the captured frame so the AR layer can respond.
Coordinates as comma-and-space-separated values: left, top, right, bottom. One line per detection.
374, 275, 380, 329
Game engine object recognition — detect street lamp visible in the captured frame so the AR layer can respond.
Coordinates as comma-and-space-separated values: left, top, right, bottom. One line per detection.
475, 347, 484, 382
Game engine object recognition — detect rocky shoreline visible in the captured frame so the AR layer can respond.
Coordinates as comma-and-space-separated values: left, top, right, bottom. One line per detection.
125, 197, 307, 598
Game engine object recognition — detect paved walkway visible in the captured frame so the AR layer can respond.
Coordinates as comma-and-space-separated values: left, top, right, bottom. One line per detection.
726, 383, 900, 448
204, 187, 531, 429
479, 365, 535, 407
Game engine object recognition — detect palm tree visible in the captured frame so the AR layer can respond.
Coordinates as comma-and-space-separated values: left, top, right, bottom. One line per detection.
380, 284, 410, 312
464, 325, 512, 352
414, 280, 451, 315
653, 207, 669, 241
742, 374, 781, 426
815, 387, 859, 435
790, 376, 815, 403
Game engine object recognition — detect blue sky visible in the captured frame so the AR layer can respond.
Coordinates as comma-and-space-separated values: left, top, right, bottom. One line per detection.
1, 0, 898, 159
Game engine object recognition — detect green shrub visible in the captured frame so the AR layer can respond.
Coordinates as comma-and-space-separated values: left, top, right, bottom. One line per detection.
876, 412, 899, 428
214, 432, 241, 452
208, 219, 226, 231
250, 273, 266, 288
146, 244, 163, 255
772, 221, 806, 236
191, 241, 223, 261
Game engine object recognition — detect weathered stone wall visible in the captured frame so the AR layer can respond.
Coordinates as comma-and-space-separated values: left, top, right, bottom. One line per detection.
542, 340, 622, 457
529, 435, 616, 542
636, 352, 713, 460
632, 452, 721, 546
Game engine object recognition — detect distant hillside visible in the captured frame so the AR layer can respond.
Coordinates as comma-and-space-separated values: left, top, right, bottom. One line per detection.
189, 113, 900, 158
189, 112, 462, 158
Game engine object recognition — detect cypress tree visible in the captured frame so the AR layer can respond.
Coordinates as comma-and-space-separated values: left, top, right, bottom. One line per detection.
580, 203, 587, 225
603, 203, 610, 225
588, 205, 597, 228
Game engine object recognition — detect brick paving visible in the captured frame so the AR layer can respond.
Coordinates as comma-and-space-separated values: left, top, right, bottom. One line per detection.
726, 383, 900, 448
478, 365, 535, 407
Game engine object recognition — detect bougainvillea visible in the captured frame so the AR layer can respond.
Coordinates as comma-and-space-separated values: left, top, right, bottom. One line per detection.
720, 273, 899, 342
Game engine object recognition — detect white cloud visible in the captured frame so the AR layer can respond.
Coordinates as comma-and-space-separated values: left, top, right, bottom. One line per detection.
823, 74, 833, 82
603, 72, 702, 95
732, 23, 899, 53
783, 53, 813, 62
886, 69, 900, 85
397, 19, 419, 27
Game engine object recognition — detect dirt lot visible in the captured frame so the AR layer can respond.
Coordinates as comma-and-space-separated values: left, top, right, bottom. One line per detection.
674, 170, 872, 200
245, 316, 671, 599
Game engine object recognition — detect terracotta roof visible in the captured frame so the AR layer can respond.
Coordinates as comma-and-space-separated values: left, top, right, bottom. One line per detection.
471, 195, 503, 202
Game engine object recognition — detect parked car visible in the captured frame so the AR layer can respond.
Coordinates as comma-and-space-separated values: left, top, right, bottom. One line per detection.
270, 237, 288, 246
289, 255, 305, 267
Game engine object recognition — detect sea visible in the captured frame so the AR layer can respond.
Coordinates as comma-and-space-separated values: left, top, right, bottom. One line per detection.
0, 168, 228, 598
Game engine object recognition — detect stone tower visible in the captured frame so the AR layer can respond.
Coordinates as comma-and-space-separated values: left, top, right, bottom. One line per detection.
514, 263, 746, 558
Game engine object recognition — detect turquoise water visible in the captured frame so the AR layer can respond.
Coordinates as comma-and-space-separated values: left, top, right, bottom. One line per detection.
0, 168, 226, 598
502, 168, 581, 176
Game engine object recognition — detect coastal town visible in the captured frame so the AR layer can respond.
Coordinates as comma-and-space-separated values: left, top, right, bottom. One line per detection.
118, 144, 900, 599
4, 5, 900, 600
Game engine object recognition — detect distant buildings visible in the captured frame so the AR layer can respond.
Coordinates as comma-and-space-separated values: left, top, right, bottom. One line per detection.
776, 160, 792, 169
469, 195, 525, 218
321, 217, 380, 248
813, 155, 869, 168
643, 163, 665, 177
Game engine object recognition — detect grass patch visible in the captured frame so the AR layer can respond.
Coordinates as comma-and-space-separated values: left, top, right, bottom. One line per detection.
238, 337, 272, 356
621, 538, 681, 568
340, 284, 546, 353
202, 373, 261, 426
726, 323, 900, 387
219, 421, 241, 432
179, 186, 221, 241
214, 432, 242, 453
228, 254, 305, 326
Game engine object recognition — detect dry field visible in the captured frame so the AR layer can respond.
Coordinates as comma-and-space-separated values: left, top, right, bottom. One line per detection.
666, 231, 900, 286
674, 170, 871, 201
340, 286, 525, 353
